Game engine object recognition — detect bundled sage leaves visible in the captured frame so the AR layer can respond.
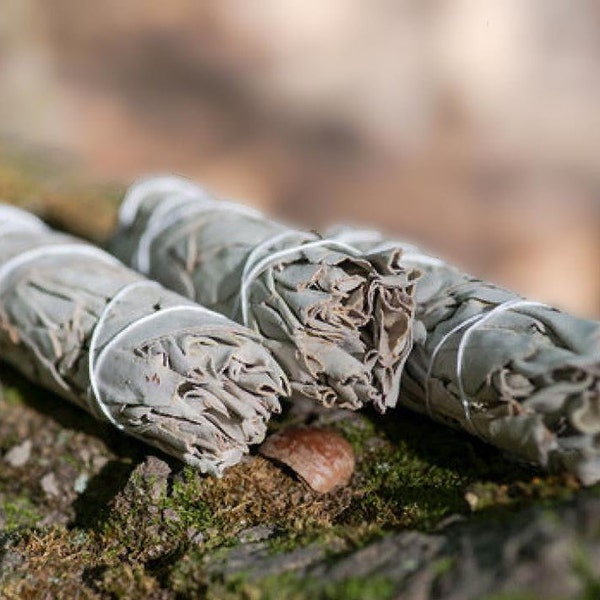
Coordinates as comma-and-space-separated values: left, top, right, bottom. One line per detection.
111, 177, 418, 412
327, 226, 600, 485
0, 205, 289, 476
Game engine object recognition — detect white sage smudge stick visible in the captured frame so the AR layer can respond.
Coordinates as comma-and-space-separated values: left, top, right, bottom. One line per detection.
0, 205, 289, 476
111, 177, 419, 412
327, 225, 600, 485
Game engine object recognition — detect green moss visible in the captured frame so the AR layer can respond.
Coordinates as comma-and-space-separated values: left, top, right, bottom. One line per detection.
465, 477, 579, 515
214, 571, 395, 600
265, 520, 385, 559
480, 593, 541, 600
97, 462, 236, 577
572, 545, 600, 600
319, 576, 395, 600
169, 549, 209, 597
333, 413, 472, 531
431, 556, 454, 576
2, 498, 41, 531
1, 386, 25, 407
99, 563, 163, 598
267, 529, 317, 555
161, 467, 221, 535
334, 416, 377, 451
1, 386, 589, 597
332, 408, 583, 532
0, 526, 97, 598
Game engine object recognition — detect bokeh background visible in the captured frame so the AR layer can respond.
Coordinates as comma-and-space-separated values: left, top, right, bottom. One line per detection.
2, 0, 600, 317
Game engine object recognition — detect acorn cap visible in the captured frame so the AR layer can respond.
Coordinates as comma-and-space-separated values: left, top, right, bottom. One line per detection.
259, 427, 355, 493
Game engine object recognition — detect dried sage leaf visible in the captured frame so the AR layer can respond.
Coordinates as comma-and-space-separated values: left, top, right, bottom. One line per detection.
327, 226, 600, 485
111, 177, 419, 412
0, 205, 289, 476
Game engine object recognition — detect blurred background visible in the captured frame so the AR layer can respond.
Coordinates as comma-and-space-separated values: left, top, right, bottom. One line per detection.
1, 0, 600, 317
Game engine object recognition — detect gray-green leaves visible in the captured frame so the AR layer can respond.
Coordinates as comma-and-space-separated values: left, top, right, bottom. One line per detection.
0, 205, 289, 476
112, 177, 419, 412
328, 226, 600, 485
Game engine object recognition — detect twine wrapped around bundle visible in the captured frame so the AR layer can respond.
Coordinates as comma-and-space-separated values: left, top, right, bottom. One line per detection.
328, 226, 600, 485
0, 205, 289, 476
111, 177, 419, 412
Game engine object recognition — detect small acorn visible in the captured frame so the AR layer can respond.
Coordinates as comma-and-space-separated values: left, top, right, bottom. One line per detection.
259, 427, 355, 493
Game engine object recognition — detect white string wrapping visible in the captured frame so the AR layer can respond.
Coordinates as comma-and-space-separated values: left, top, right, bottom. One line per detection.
331, 228, 386, 246
120, 176, 262, 274
0, 236, 224, 430
331, 230, 549, 423
0, 244, 122, 294
238, 231, 364, 326
0, 206, 47, 236
1, 203, 289, 474
390, 250, 446, 269
119, 176, 205, 227
131, 192, 263, 274
133, 195, 200, 273
424, 299, 549, 430
0, 241, 120, 426
86, 280, 157, 428
87, 280, 228, 429
328, 229, 446, 269
121, 184, 383, 328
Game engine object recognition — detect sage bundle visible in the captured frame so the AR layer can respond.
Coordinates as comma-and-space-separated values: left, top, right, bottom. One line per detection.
328, 226, 600, 485
0, 205, 289, 476
111, 177, 418, 412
